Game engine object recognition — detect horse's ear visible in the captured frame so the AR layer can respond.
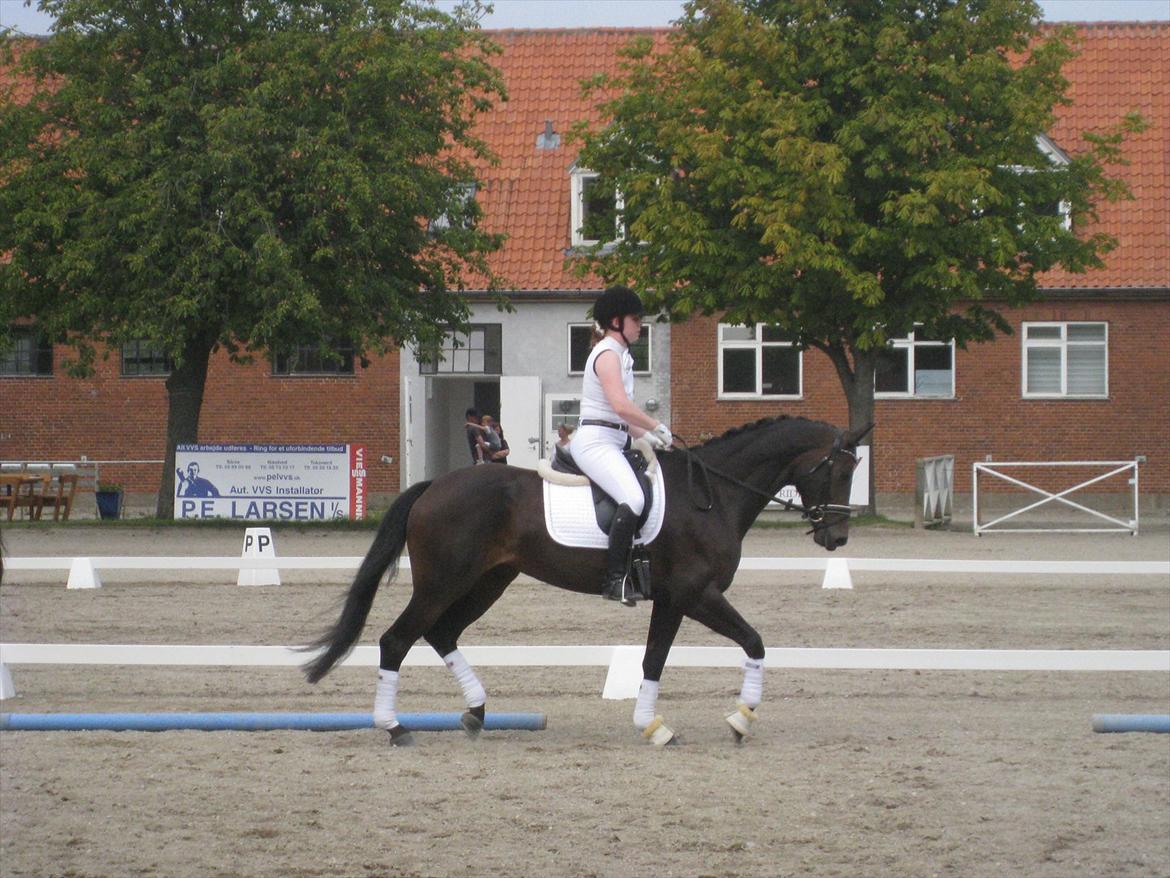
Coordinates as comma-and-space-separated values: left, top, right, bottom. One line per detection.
843, 422, 874, 448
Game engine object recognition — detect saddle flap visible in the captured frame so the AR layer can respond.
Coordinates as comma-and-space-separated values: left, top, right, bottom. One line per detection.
541, 437, 658, 533
542, 464, 667, 550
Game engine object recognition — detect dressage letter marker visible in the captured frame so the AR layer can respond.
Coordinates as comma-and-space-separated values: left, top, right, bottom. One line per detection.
821, 558, 853, 589
238, 528, 280, 587
67, 557, 102, 590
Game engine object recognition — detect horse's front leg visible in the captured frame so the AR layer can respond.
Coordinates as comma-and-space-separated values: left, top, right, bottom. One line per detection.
634, 599, 684, 747
687, 585, 766, 744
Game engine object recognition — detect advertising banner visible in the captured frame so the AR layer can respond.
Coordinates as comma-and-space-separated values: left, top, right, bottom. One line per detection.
174, 444, 367, 521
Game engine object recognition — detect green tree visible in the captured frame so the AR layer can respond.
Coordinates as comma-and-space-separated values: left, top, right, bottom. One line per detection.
1, 0, 504, 515
574, 0, 1141, 511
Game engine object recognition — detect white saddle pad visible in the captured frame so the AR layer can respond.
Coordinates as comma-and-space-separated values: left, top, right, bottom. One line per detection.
542, 464, 666, 549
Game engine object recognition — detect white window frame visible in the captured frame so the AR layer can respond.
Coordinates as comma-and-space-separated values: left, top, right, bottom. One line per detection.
570, 168, 624, 248
544, 394, 581, 460
874, 330, 956, 399
716, 323, 802, 400
1022, 321, 1109, 399
567, 323, 651, 375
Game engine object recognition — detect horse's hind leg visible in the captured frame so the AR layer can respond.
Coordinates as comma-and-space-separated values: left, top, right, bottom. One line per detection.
374, 596, 451, 745
423, 565, 518, 737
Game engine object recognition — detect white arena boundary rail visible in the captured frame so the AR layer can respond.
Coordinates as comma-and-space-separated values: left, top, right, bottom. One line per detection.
2, 643, 1168, 703
4, 554, 1167, 698
5, 555, 1168, 578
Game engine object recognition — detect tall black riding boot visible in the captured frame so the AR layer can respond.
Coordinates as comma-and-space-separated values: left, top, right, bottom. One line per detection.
602, 503, 640, 606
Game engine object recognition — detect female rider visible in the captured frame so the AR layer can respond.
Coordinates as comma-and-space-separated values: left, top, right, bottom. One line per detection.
570, 286, 673, 605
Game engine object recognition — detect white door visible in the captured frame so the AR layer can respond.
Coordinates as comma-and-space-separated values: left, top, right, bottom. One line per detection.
500, 375, 542, 469
402, 374, 427, 488
544, 395, 581, 460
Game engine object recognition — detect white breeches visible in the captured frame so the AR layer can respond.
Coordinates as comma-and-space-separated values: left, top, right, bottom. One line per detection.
569, 425, 645, 515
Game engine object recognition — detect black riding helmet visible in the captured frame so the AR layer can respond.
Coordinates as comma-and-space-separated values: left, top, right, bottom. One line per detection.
592, 285, 644, 331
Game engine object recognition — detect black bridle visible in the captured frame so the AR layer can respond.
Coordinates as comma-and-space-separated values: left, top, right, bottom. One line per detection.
672, 434, 857, 534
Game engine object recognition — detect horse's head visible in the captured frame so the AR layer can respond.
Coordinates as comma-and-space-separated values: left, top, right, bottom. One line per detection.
789, 423, 873, 551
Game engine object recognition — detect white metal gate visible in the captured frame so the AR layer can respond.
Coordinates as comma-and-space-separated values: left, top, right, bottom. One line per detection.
973, 460, 1140, 535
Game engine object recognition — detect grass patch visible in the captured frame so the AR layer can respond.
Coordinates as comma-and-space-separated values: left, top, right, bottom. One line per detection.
751, 513, 912, 531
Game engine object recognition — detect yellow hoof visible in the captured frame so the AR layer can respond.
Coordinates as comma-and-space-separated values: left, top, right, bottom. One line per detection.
641, 715, 676, 747
725, 702, 756, 740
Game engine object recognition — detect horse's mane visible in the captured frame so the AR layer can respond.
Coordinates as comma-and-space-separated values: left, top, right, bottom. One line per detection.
690, 415, 801, 452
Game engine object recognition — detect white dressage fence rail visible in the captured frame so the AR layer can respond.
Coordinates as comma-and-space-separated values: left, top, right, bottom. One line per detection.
5, 555, 1168, 579
2, 643, 1167, 703
973, 460, 1140, 535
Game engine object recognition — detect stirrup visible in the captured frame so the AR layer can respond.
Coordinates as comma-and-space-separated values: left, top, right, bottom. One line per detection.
603, 573, 636, 607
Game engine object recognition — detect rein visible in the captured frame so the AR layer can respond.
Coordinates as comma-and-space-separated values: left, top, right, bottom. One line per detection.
671, 435, 854, 533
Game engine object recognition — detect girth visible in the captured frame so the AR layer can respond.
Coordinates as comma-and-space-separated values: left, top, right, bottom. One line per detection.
550, 442, 654, 534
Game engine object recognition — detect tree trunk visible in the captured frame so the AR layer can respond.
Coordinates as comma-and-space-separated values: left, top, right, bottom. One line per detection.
156, 335, 214, 518
823, 343, 878, 516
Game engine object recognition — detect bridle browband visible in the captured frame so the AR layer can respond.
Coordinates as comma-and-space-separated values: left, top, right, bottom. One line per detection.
672, 433, 856, 533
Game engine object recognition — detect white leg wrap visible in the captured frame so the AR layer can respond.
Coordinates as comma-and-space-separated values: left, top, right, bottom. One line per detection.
373, 669, 399, 730
443, 649, 486, 708
740, 658, 764, 709
633, 679, 659, 730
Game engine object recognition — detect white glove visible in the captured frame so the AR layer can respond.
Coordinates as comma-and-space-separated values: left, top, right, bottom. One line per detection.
643, 432, 666, 450
650, 423, 673, 449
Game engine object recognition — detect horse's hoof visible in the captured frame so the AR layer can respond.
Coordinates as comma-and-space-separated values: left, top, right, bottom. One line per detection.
460, 705, 485, 738
387, 724, 416, 747
641, 716, 676, 747
725, 702, 756, 743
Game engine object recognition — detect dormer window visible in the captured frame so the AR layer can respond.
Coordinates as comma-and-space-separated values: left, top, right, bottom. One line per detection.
1005, 134, 1072, 231
429, 183, 478, 234
570, 168, 622, 248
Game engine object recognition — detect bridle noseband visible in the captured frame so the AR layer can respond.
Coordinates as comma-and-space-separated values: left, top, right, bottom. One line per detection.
674, 434, 858, 534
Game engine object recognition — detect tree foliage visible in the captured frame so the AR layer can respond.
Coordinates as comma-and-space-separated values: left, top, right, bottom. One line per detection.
1, 0, 505, 513
574, 0, 1142, 507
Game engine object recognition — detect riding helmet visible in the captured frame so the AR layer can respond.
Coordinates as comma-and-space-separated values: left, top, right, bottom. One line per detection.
592, 285, 643, 331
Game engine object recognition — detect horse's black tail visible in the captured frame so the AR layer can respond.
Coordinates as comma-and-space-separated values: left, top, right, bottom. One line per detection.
301, 480, 433, 683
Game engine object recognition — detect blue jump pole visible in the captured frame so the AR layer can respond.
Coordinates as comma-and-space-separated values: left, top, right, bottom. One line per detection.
0, 711, 547, 733
1091, 714, 1170, 734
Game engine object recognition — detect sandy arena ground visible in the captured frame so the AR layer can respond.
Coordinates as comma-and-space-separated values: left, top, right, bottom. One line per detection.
1, 522, 1168, 878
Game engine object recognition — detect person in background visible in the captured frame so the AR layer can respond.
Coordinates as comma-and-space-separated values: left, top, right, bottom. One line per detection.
465, 408, 489, 465
481, 414, 509, 464
556, 423, 575, 448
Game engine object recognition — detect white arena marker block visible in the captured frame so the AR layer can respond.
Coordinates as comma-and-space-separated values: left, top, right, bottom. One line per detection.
602, 645, 644, 700
238, 528, 281, 587
67, 557, 102, 590
0, 662, 15, 699
821, 557, 853, 590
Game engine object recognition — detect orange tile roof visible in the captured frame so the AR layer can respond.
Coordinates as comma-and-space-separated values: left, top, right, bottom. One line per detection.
5, 26, 1165, 293
1040, 23, 1169, 290
469, 28, 666, 292
475, 24, 1169, 292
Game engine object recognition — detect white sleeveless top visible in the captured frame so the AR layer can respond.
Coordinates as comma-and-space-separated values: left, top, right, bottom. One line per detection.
579, 336, 634, 423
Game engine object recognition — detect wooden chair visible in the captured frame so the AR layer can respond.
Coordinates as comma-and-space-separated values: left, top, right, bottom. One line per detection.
40, 473, 79, 521
2, 475, 43, 521
0, 474, 21, 521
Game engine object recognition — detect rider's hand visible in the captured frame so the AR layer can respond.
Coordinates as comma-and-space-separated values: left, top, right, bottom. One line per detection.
651, 423, 673, 449
643, 432, 666, 450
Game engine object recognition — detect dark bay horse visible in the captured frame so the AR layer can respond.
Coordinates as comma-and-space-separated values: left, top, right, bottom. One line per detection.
303, 416, 871, 746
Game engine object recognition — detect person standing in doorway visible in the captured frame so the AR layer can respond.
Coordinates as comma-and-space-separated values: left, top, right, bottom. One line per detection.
481, 415, 510, 464
465, 408, 489, 465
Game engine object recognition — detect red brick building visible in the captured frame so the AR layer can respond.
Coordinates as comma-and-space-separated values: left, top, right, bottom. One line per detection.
3, 24, 1167, 510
